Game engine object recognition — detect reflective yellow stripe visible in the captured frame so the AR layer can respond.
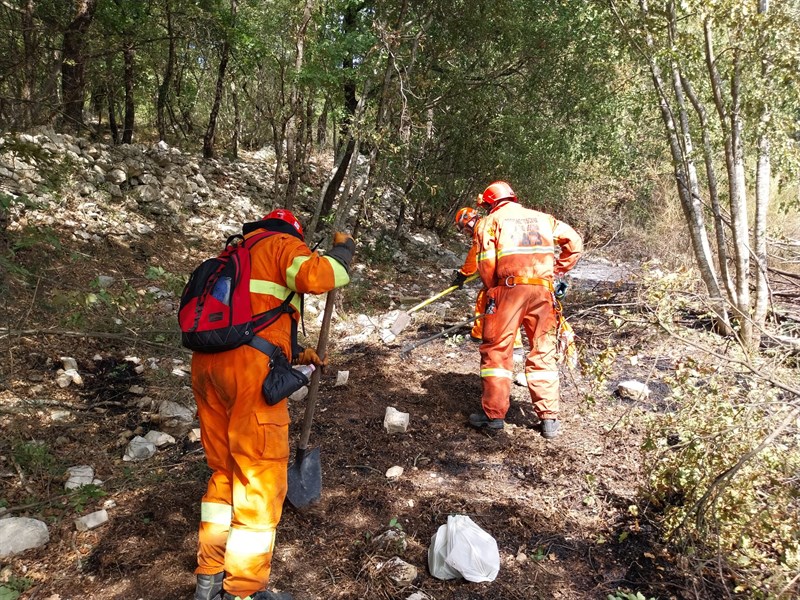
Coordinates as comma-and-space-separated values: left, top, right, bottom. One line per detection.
480, 367, 514, 379
525, 370, 560, 381
477, 248, 496, 262
285, 255, 312, 291
323, 256, 350, 287
250, 279, 302, 311
497, 246, 555, 259
200, 502, 232, 526
227, 527, 276, 555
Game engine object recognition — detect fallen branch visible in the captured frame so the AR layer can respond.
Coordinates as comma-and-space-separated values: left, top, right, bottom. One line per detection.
0, 327, 182, 351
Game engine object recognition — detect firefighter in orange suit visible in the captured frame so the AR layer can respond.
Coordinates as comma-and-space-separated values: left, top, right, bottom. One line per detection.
468, 182, 582, 439
452, 207, 524, 351
192, 209, 355, 600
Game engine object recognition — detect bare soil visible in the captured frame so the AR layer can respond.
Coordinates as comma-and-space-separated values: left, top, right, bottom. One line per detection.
0, 225, 685, 600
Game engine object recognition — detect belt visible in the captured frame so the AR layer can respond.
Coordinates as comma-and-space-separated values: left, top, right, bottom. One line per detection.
503, 276, 553, 291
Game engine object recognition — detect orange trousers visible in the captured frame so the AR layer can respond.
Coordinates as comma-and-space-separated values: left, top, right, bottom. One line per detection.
192, 344, 290, 599
479, 284, 560, 420
473, 287, 523, 349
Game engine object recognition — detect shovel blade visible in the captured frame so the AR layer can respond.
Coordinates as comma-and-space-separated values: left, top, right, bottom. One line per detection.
390, 312, 412, 336
286, 446, 321, 508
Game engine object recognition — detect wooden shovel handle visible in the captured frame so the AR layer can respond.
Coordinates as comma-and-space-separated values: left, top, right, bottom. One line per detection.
297, 289, 337, 451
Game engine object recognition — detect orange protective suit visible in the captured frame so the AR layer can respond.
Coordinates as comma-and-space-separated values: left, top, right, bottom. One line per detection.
192, 217, 353, 599
458, 223, 523, 348
474, 200, 582, 421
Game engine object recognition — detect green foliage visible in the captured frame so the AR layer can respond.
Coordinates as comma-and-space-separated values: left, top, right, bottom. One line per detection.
69, 484, 106, 513
0, 575, 34, 600
361, 233, 399, 265
12, 440, 57, 478
638, 269, 800, 598
387, 517, 403, 531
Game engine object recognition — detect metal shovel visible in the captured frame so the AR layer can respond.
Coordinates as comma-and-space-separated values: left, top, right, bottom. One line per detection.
400, 313, 484, 357
286, 288, 336, 509
390, 273, 478, 336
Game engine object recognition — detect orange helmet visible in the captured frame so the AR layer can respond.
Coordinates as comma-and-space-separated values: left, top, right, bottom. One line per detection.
454, 206, 479, 233
478, 181, 517, 209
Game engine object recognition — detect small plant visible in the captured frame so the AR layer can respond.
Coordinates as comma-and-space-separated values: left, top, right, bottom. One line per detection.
69, 484, 106, 513
12, 440, 57, 478
387, 517, 403, 531
0, 575, 34, 600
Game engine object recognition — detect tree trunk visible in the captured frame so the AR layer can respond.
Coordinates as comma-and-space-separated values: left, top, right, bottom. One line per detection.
203, 0, 236, 159
122, 43, 135, 144
61, 0, 98, 130
106, 55, 119, 144
753, 0, 771, 339
308, 137, 355, 238
156, 0, 175, 141
21, 0, 36, 127
232, 78, 240, 159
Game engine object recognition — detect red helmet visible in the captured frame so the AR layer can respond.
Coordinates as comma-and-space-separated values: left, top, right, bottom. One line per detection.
479, 181, 517, 209
264, 208, 303, 238
454, 207, 479, 233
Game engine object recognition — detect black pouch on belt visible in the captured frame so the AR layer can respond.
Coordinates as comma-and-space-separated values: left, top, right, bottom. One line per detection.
249, 337, 309, 405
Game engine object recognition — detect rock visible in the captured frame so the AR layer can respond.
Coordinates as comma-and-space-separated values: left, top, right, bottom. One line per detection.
187, 428, 202, 443
372, 528, 408, 553
384, 406, 410, 434
379, 329, 397, 344
122, 436, 157, 461
55, 368, 82, 387
289, 386, 309, 402
74, 509, 109, 532
378, 557, 417, 586
154, 400, 196, 435
0, 517, 49, 558
65, 465, 103, 490
96, 275, 115, 288
144, 430, 176, 447
107, 168, 127, 184
406, 593, 430, 600
386, 466, 404, 479
61, 356, 78, 371
514, 372, 527, 387
617, 380, 651, 400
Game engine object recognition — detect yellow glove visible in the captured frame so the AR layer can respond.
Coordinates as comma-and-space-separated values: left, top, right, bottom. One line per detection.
334, 231, 353, 246
294, 348, 327, 367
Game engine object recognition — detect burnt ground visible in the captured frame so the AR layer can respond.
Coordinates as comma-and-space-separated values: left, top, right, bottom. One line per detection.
0, 226, 690, 600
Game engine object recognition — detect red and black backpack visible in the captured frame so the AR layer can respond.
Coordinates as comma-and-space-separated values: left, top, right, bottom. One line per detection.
178, 232, 294, 352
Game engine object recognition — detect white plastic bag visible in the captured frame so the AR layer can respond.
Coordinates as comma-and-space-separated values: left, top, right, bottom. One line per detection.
428, 514, 500, 583
428, 522, 460, 580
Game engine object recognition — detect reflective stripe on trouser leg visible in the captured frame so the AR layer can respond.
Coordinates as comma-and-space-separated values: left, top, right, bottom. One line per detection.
479, 286, 524, 420
197, 502, 232, 575
521, 291, 560, 419
224, 527, 277, 598
472, 288, 487, 339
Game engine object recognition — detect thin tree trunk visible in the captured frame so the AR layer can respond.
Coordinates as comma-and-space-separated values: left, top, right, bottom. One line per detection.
21, 0, 36, 127
122, 43, 135, 144
640, 0, 728, 328
681, 74, 735, 302
753, 0, 771, 337
106, 55, 119, 144
203, 0, 235, 159
61, 0, 98, 130
308, 137, 354, 238
729, 47, 753, 345
156, 0, 175, 141
231, 78, 240, 159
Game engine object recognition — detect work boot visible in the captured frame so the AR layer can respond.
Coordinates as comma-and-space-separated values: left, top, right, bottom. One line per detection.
195, 573, 224, 600
469, 334, 482, 343
469, 412, 505, 430
223, 591, 293, 600
540, 419, 560, 439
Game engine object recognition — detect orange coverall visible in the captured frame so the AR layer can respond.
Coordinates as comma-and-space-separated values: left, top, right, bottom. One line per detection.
474, 200, 582, 421
191, 224, 351, 599
458, 223, 523, 348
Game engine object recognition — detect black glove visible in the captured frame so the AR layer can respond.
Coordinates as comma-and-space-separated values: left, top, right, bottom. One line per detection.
451, 271, 469, 289
554, 279, 569, 300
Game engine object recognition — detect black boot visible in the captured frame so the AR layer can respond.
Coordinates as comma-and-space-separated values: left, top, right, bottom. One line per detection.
469, 412, 505, 430
195, 573, 224, 600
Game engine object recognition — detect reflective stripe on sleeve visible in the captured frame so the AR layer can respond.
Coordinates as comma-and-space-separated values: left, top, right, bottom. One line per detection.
226, 527, 277, 555
249, 279, 302, 311
497, 246, 555, 259
323, 255, 351, 287
480, 367, 514, 379
477, 248, 496, 262
285, 255, 312, 291
525, 370, 560, 381
200, 501, 233, 526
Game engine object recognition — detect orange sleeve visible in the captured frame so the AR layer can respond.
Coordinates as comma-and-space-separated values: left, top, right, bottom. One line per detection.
553, 218, 583, 275
277, 236, 351, 295
459, 234, 479, 276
